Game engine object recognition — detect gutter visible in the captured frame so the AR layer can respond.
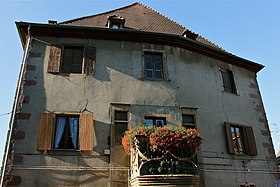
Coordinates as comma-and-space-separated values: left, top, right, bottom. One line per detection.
0, 25, 32, 187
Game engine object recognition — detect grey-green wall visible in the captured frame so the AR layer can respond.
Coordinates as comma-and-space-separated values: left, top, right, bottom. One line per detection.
9, 36, 277, 187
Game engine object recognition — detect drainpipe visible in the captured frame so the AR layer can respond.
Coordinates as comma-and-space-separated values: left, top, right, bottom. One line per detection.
0, 25, 31, 187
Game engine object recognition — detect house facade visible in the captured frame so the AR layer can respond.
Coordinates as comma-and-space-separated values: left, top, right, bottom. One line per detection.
1, 3, 278, 187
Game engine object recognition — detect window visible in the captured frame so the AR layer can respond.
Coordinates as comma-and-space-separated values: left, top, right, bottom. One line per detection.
54, 115, 79, 149
225, 122, 257, 156
61, 47, 83, 73
47, 45, 96, 75
181, 107, 197, 129
230, 126, 244, 154
107, 15, 125, 29
37, 113, 94, 151
114, 111, 128, 144
182, 114, 196, 129
144, 117, 166, 127
144, 53, 163, 80
220, 67, 237, 94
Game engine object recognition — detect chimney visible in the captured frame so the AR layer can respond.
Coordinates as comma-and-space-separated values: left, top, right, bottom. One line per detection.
48, 20, 57, 25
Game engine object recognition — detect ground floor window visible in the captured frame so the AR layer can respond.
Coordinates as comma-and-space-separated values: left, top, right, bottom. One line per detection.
54, 116, 79, 150
144, 116, 166, 127
37, 113, 94, 151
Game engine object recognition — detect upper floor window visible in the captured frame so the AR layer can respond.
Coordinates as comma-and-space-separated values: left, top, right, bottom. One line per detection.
230, 126, 245, 154
144, 53, 163, 80
47, 45, 96, 75
144, 116, 166, 127
225, 122, 257, 156
61, 46, 83, 73
220, 67, 237, 94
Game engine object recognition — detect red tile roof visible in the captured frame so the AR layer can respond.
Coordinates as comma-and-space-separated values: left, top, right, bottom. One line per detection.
61, 2, 223, 50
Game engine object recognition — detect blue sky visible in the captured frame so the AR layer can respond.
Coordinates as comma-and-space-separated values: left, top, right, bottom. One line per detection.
0, 0, 279, 161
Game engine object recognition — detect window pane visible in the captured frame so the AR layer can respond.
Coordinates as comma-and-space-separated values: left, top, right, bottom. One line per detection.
115, 122, 127, 144
183, 114, 195, 124
144, 54, 152, 63
145, 70, 153, 78
155, 62, 162, 70
61, 47, 83, 73
71, 48, 83, 73
231, 126, 244, 153
145, 61, 153, 70
144, 119, 153, 127
153, 55, 162, 63
115, 111, 127, 121
54, 116, 79, 150
145, 117, 166, 127
155, 119, 164, 127
154, 71, 163, 79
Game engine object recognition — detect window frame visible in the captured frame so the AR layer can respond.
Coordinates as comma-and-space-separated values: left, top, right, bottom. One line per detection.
110, 103, 130, 146
142, 50, 167, 81
144, 116, 166, 127
181, 107, 198, 129
60, 46, 84, 74
219, 67, 237, 94
225, 122, 257, 156
53, 114, 80, 150
114, 110, 128, 145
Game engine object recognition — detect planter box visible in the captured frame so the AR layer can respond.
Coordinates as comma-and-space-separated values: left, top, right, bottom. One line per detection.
130, 174, 199, 187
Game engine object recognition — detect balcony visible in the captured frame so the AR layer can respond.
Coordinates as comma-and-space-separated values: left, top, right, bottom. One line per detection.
122, 126, 203, 187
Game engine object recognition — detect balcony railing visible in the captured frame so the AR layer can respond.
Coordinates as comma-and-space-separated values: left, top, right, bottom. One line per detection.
130, 135, 200, 187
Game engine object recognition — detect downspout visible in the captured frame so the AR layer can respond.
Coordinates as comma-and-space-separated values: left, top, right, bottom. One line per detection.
0, 25, 31, 187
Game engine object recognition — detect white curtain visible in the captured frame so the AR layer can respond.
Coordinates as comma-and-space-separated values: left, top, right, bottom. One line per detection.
69, 117, 78, 149
54, 117, 66, 148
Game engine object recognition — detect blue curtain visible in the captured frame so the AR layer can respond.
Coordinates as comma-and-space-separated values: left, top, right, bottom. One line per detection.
69, 117, 78, 149
54, 117, 66, 148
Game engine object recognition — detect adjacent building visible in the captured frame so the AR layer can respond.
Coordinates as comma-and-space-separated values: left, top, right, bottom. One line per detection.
1, 2, 278, 187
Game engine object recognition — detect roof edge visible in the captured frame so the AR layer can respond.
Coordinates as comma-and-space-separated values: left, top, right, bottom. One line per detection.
16, 22, 264, 73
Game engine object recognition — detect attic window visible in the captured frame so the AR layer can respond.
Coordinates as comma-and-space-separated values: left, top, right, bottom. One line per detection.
107, 15, 125, 29
182, 30, 198, 40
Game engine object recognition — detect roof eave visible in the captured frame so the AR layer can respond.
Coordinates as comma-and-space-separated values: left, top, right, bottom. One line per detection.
16, 22, 264, 73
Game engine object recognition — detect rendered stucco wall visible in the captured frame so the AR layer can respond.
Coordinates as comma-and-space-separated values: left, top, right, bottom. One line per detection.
7, 36, 277, 186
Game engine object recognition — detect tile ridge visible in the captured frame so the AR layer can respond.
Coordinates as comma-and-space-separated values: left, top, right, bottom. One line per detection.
60, 2, 139, 24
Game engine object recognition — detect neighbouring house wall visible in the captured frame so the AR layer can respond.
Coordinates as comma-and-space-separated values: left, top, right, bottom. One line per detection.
5, 36, 277, 187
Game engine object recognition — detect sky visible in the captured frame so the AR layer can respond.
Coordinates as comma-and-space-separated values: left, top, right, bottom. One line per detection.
0, 0, 279, 163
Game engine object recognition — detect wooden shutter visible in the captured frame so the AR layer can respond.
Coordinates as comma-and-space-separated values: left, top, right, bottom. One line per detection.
47, 45, 62, 73
225, 122, 235, 154
245, 126, 258, 156
83, 46, 96, 75
79, 114, 94, 151
37, 113, 54, 151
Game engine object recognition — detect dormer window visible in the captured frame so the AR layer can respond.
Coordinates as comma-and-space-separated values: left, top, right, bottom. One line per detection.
182, 29, 198, 40
107, 15, 125, 29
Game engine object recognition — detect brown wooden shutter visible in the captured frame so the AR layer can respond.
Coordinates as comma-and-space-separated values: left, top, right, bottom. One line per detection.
47, 45, 62, 73
225, 122, 235, 154
245, 126, 258, 156
83, 46, 96, 75
79, 114, 94, 151
37, 113, 54, 151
